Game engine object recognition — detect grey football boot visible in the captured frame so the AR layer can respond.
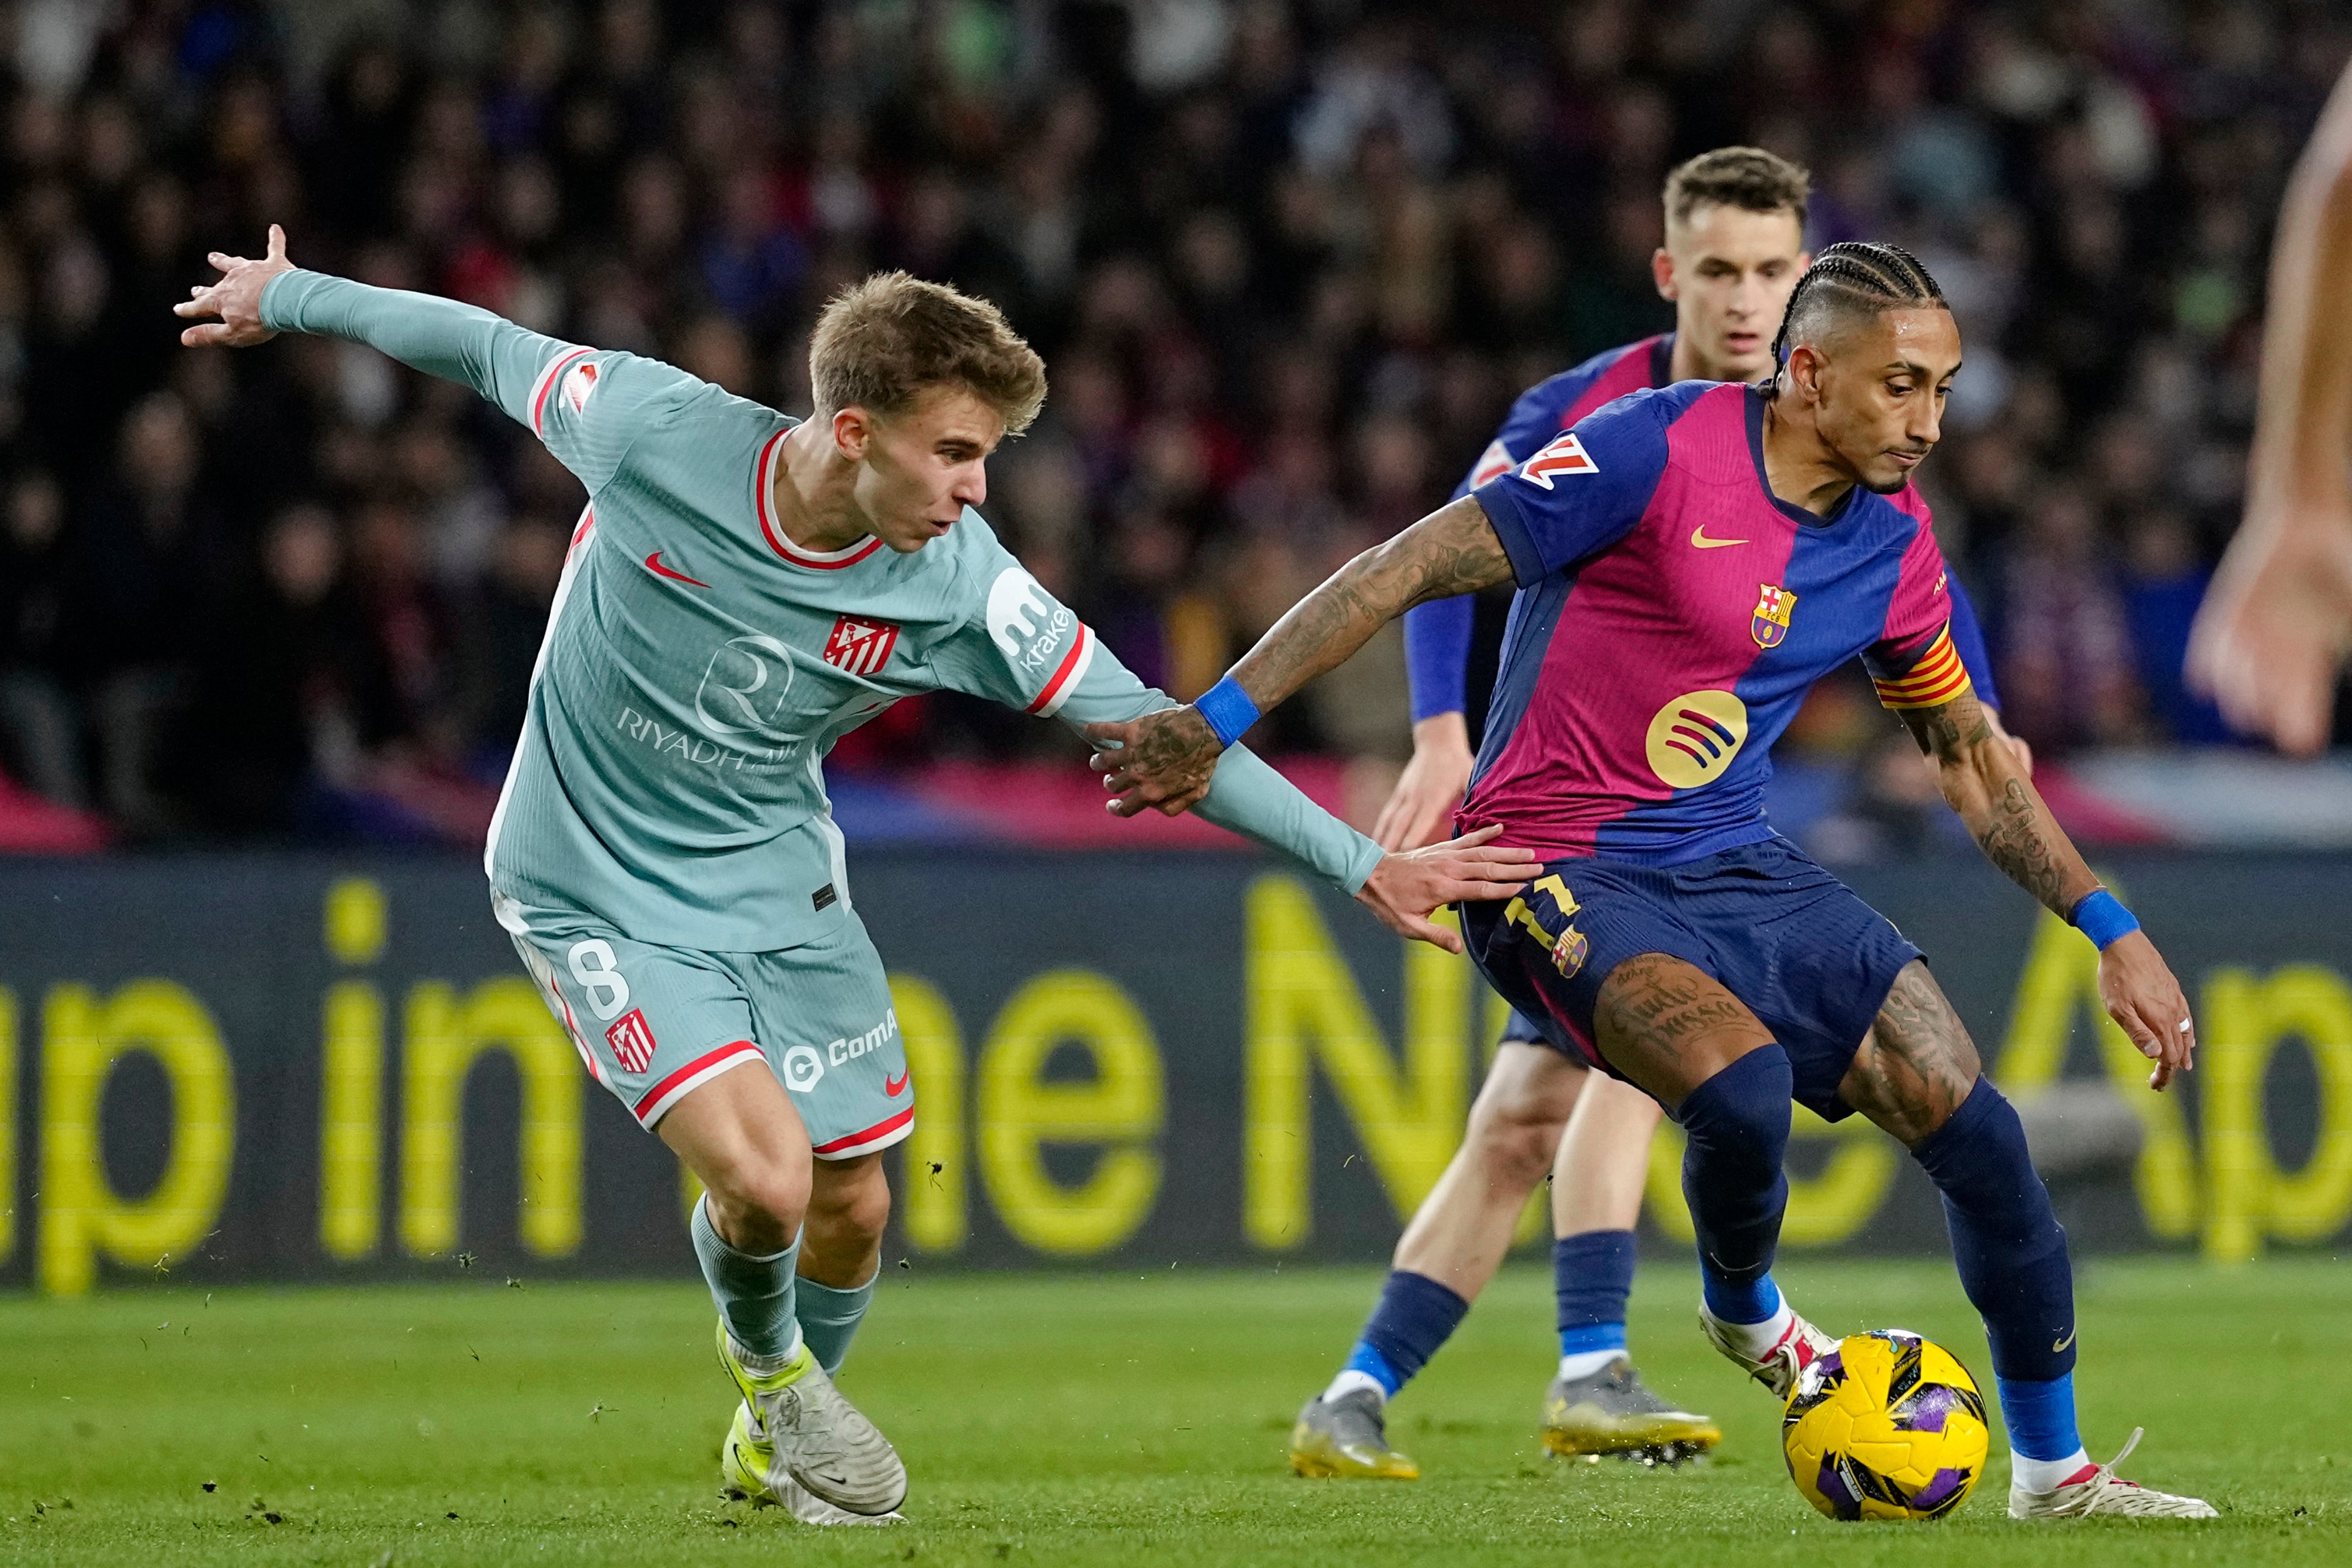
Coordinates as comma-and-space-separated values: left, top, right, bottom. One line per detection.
1289, 1387, 1420, 1480
1542, 1355, 1722, 1465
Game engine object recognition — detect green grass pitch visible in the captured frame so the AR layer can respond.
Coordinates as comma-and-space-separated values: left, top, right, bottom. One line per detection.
0, 1258, 2344, 1566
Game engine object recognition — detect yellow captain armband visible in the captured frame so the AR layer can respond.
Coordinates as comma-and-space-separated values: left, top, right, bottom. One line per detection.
1872, 626, 1973, 710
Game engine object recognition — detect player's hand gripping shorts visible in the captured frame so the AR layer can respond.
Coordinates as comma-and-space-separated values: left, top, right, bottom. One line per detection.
1460, 836, 1922, 1121
498, 894, 913, 1156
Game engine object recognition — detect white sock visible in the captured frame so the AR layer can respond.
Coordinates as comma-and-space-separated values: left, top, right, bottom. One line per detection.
2011, 1448, 2093, 1492
1701, 1299, 1794, 1361
1322, 1369, 1385, 1405
1557, 1348, 1628, 1382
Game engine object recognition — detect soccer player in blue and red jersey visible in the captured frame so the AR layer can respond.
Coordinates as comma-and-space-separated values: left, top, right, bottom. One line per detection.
1093, 242, 2216, 1519
1289, 149, 2018, 1481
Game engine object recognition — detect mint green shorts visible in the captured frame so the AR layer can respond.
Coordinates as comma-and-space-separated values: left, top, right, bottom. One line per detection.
497, 894, 912, 1156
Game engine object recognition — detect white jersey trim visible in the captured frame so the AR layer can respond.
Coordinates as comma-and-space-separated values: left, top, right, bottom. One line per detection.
1027, 623, 1097, 718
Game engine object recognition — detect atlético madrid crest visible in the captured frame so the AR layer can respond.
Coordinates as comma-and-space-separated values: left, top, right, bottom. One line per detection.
824, 615, 900, 676
1752, 583, 1797, 649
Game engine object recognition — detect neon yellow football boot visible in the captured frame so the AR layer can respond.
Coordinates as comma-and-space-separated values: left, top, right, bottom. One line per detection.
714, 1320, 906, 1516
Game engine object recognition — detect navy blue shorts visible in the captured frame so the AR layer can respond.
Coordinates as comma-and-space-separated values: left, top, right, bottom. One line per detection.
1461, 837, 1922, 1121
1499, 1008, 1548, 1045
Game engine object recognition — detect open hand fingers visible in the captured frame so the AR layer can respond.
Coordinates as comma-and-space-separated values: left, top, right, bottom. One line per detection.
178, 321, 237, 348
1370, 784, 1434, 852
1392, 911, 1465, 955
266, 223, 288, 263
1444, 877, 1539, 903
1083, 719, 1139, 768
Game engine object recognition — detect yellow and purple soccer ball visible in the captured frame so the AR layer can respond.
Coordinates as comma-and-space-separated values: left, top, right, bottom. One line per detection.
1780, 1329, 1990, 1521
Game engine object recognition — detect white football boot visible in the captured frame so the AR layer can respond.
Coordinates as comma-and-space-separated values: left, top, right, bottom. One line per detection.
715, 1322, 907, 1516
722, 1401, 904, 1525
2008, 1429, 2218, 1520
1698, 1304, 1840, 1400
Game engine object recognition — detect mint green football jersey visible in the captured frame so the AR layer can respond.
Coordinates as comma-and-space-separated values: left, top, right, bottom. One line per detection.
263, 271, 1383, 951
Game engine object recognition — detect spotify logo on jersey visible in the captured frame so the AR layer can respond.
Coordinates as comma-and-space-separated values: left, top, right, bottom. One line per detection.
1645, 689, 1749, 790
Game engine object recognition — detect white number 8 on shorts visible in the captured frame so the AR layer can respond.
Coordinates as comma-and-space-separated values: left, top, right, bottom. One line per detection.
567, 938, 632, 1020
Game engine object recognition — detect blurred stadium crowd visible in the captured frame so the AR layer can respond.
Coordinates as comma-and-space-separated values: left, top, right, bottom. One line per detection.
0, 0, 2343, 845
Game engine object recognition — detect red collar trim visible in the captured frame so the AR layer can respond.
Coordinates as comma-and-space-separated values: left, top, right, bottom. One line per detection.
754, 428, 884, 570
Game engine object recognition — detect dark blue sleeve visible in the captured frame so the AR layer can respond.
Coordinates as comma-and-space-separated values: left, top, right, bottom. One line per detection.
1944, 572, 2001, 713
1470, 389, 1673, 587
1402, 594, 1475, 721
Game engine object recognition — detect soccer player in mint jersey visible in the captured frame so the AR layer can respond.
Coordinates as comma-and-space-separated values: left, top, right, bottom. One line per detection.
1093, 242, 2216, 1520
178, 226, 1535, 1526
1297, 149, 2022, 1481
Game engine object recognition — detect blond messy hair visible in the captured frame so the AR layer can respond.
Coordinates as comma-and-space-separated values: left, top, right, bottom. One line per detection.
807, 271, 1047, 436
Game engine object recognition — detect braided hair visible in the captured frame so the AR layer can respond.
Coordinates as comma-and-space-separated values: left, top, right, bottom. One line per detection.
1766, 241, 1949, 397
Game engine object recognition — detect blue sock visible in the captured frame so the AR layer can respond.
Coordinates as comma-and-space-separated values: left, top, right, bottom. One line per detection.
794, 1272, 875, 1376
1342, 1271, 1469, 1397
691, 1197, 801, 1361
1552, 1230, 1635, 1356
1910, 1078, 2080, 1457
1703, 1269, 1783, 1326
1673, 1046, 1793, 1323
1996, 1372, 2082, 1463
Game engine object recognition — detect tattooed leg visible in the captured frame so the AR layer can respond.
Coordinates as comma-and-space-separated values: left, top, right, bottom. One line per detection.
1595, 955, 1792, 1325
1590, 952, 1779, 1107
1838, 959, 1982, 1146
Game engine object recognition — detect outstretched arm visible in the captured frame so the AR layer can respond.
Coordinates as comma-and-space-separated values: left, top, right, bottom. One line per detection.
1086, 495, 1513, 817
180, 225, 559, 418
1896, 688, 2195, 1089
932, 553, 1538, 952
177, 226, 687, 489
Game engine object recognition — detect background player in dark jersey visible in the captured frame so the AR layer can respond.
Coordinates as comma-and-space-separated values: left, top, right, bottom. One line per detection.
1093, 242, 2213, 1520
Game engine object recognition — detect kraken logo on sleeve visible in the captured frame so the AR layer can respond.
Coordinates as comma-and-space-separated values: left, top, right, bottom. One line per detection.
1644, 689, 1749, 790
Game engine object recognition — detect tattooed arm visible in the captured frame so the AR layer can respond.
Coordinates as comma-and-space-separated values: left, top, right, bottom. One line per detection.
1897, 688, 2198, 1089
1897, 688, 2093, 916
1085, 495, 1514, 817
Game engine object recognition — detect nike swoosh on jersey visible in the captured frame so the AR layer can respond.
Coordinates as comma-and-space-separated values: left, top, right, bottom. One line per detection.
645, 551, 710, 587
1690, 526, 1749, 549
884, 1069, 910, 1097
2052, 1327, 2077, 1353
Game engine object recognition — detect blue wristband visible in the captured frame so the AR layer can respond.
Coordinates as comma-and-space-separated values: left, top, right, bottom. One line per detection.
2070, 889, 2139, 950
1194, 675, 1261, 749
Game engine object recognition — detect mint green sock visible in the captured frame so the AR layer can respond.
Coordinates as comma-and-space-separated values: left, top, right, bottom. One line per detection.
794, 1272, 877, 1375
691, 1196, 801, 1362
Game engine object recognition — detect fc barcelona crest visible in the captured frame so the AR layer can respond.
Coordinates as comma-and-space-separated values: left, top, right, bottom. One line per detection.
1551, 925, 1589, 979
1752, 583, 1797, 648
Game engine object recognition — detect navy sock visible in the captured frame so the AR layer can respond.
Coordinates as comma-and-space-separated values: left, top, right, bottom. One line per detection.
1911, 1078, 2080, 1458
1342, 1270, 1469, 1397
1673, 1046, 1793, 1321
1552, 1230, 1635, 1356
